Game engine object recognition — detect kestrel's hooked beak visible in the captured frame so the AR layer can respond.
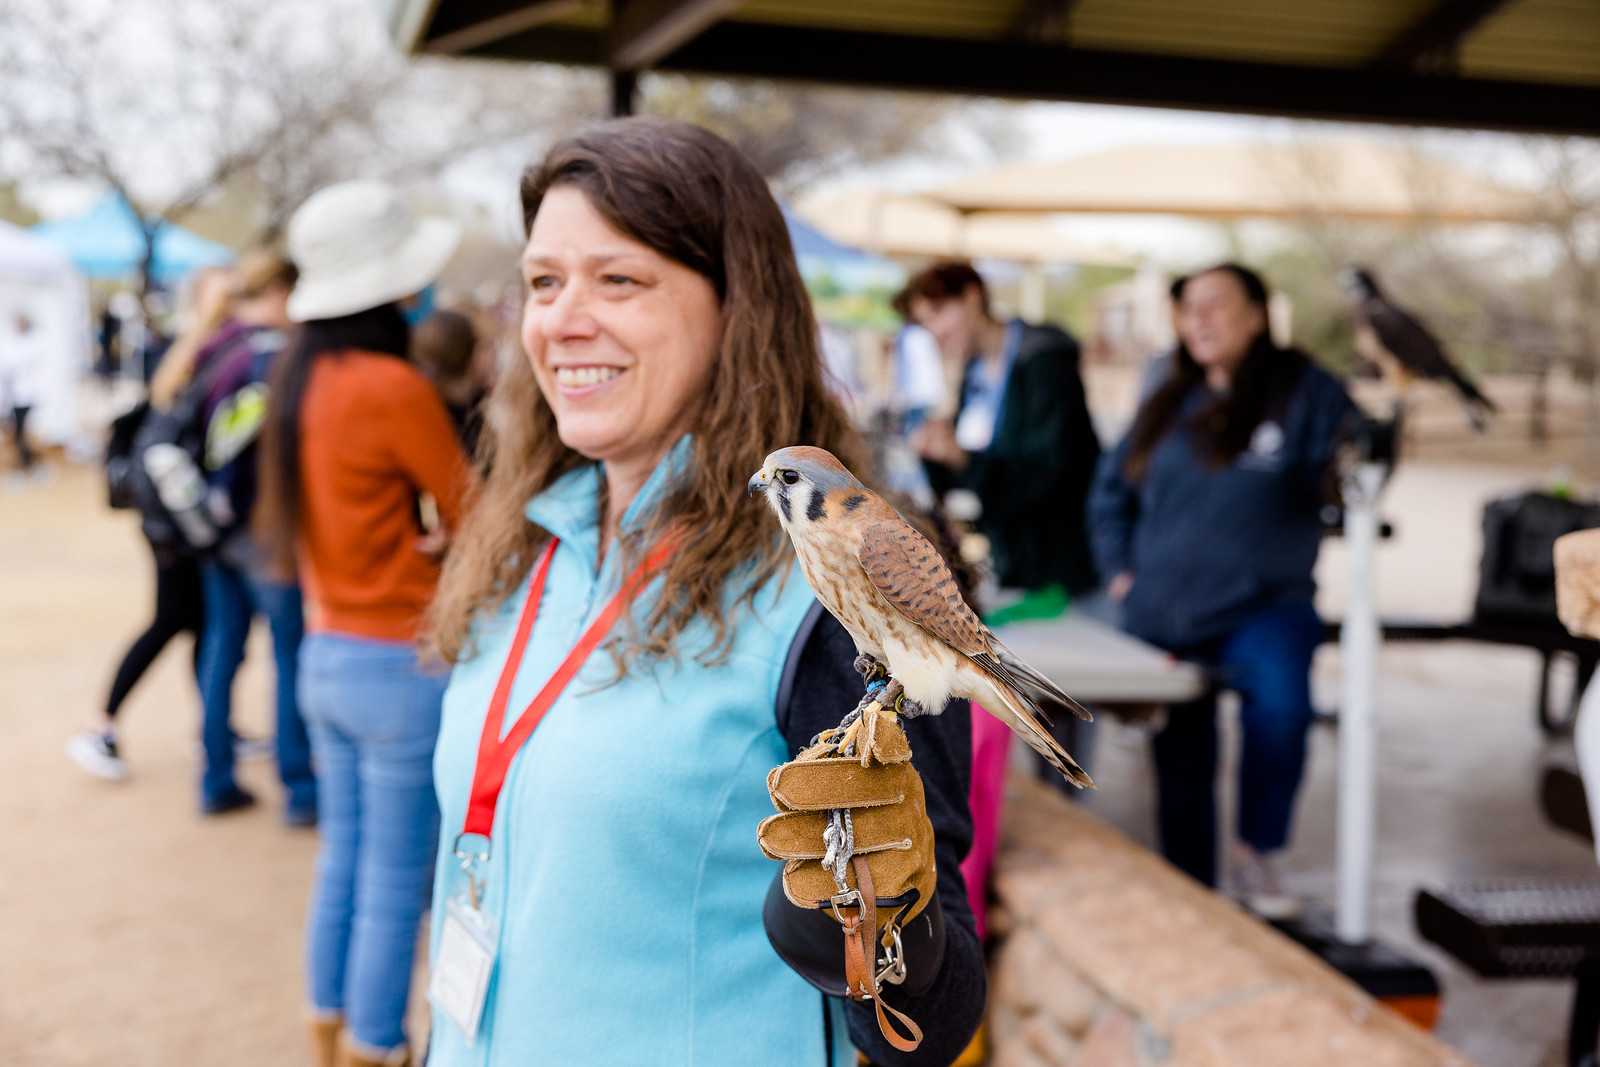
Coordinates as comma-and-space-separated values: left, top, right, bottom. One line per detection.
747, 468, 770, 497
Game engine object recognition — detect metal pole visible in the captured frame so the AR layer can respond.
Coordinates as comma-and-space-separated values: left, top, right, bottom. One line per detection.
1336, 461, 1385, 944
610, 68, 637, 117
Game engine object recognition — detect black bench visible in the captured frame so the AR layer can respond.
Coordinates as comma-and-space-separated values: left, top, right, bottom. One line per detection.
1417, 879, 1600, 1067
1415, 769, 1600, 1066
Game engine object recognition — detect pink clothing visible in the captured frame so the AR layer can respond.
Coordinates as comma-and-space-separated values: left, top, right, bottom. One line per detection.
960, 704, 1013, 941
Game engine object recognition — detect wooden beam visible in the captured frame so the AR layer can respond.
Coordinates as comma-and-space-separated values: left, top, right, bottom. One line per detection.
421, 0, 585, 54
1371, 0, 1515, 74
470, 22, 1600, 137
609, 0, 738, 71
471, 24, 605, 62
610, 68, 639, 116
660, 23, 1600, 137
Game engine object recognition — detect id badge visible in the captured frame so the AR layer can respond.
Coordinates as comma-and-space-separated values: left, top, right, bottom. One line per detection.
428, 892, 499, 1044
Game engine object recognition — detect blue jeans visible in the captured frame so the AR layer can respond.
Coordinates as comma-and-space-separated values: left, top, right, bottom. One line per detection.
299, 631, 445, 1052
1151, 600, 1324, 887
197, 559, 314, 811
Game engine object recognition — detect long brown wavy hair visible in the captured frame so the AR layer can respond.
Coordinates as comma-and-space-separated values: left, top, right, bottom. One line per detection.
426, 118, 866, 668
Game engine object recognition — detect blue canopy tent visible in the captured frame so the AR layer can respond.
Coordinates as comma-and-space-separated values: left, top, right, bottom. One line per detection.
30, 193, 233, 287
782, 205, 902, 292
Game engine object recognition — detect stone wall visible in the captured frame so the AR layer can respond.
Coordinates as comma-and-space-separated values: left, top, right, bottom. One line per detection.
985, 776, 1475, 1067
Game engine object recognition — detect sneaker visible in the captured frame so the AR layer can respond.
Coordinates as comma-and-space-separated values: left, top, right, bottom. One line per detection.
201, 785, 257, 815
1230, 844, 1301, 920
68, 731, 128, 781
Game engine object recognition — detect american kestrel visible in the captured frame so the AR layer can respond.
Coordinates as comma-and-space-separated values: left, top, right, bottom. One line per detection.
749, 446, 1093, 788
1340, 266, 1494, 431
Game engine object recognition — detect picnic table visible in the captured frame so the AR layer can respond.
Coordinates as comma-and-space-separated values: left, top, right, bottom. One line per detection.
990, 611, 1207, 709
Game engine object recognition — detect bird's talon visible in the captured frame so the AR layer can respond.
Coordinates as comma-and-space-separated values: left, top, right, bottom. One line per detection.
896, 696, 924, 718
853, 654, 887, 685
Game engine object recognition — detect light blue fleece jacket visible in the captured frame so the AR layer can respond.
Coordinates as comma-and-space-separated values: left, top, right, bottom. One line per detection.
426, 436, 853, 1067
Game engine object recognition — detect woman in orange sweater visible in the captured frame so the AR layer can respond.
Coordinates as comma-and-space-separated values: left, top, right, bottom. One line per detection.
257, 180, 469, 1067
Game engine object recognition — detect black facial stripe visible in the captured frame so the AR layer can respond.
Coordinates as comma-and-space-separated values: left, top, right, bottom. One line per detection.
842, 493, 866, 512
805, 489, 826, 523
777, 484, 792, 522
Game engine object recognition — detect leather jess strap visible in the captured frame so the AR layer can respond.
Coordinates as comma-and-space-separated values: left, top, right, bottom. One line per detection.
841, 855, 923, 1052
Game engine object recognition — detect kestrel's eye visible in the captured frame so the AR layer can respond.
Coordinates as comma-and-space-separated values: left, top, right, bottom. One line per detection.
780, 469, 800, 486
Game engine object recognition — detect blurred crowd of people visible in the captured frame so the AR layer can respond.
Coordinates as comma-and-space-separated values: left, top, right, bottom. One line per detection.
67, 176, 499, 1066
867, 257, 1353, 912
54, 117, 1358, 1067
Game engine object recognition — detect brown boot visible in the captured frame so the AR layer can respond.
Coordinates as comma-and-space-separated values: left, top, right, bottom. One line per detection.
305, 1011, 342, 1067
338, 1033, 410, 1067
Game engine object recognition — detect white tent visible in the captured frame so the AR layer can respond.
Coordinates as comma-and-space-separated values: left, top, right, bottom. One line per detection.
794, 190, 1136, 265
0, 220, 90, 448
929, 140, 1549, 224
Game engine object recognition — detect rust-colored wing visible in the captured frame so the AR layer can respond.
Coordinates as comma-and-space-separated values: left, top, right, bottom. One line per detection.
856, 519, 988, 656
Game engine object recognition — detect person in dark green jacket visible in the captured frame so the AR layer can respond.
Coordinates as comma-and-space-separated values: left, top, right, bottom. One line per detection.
902, 262, 1101, 597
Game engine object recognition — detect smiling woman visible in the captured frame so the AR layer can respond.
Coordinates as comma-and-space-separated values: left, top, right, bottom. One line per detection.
519, 184, 723, 549
422, 119, 985, 1067
428, 121, 863, 669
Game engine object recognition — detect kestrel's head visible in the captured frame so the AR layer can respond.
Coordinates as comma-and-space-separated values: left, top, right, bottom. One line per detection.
747, 446, 867, 530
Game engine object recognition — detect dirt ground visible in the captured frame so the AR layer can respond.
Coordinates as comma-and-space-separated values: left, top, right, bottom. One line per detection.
3, 371, 1598, 1064
0, 465, 428, 1066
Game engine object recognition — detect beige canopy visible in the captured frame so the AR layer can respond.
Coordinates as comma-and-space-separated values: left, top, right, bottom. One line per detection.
930, 141, 1549, 225
792, 190, 1137, 266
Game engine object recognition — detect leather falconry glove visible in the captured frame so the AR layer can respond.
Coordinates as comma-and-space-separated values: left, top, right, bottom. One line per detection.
758, 681, 934, 1053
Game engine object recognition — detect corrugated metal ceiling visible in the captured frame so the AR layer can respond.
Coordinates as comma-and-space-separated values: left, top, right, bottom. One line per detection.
492, 0, 1600, 88
713, 0, 1600, 84
1462, 0, 1600, 85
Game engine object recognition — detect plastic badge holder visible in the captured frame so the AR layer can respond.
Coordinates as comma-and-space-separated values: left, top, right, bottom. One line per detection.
428, 891, 499, 1045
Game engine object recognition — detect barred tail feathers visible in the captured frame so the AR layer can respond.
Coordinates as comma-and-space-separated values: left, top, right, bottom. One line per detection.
981, 676, 1094, 789
981, 637, 1094, 723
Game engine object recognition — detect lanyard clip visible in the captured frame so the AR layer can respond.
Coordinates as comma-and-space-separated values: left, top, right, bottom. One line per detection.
453, 832, 492, 911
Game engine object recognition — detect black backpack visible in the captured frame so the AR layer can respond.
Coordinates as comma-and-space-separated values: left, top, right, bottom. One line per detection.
105, 401, 148, 510
1475, 492, 1600, 628
104, 336, 251, 555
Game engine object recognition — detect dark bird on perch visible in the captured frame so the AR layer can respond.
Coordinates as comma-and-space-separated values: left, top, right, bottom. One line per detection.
1340, 267, 1495, 432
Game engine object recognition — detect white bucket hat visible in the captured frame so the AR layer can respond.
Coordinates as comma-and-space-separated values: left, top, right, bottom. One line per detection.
286, 179, 461, 323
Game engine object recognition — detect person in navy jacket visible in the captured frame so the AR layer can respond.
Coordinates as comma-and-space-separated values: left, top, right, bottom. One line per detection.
1089, 263, 1355, 895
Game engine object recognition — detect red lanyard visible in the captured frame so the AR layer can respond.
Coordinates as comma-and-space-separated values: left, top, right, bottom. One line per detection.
460, 536, 673, 841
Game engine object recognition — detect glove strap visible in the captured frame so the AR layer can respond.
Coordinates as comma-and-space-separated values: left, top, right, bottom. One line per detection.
840, 855, 923, 1052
